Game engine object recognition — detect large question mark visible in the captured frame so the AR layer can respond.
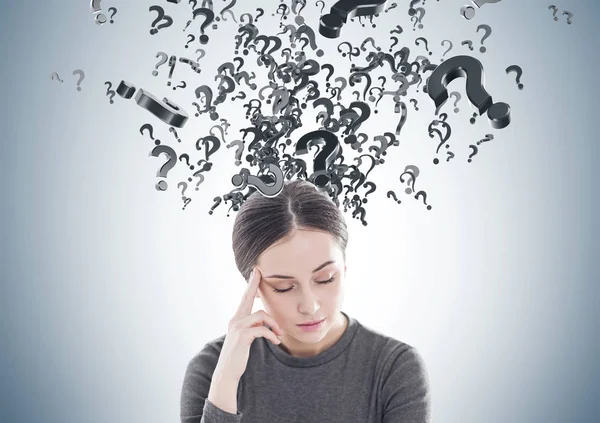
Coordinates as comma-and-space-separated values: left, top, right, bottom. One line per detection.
319, 0, 389, 38
427, 55, 511, 129
149, 144, 177, 191
192, 8, 215, 44
294, 130, 342, 191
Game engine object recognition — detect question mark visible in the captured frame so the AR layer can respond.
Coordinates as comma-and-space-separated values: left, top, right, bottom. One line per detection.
193, 8, 215, 44
209, 196, 222, 214
449, 91, 461, 112
415, 37, 431, 55
90, 0, 107, 25
295, 130, 342, 191
104, 81, 116, 103
149, 144, 178, 191
505, 65, 524, 90
467, 145, 478, 162
185, 34, 195, 48
72, 69, 85, 91
153, 52, 168, 76
548, 5, 558, 21
427, 55, 511, 129
319, 0, 389, 38
140, 123, 160, 145
108, 7, 117, 23
461, 0, 503, 20
441, 39, 453, 60
387, 190, 401, 203
476, 24, 492, 53
231, 163, 285, 197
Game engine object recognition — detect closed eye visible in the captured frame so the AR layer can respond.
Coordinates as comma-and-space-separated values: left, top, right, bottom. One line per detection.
272, 276, 336, 294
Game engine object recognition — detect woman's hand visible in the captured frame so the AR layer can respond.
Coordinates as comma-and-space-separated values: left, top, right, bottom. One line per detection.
212, 266, 285, 382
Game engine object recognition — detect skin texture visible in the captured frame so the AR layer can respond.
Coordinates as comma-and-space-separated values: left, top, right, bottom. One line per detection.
254, 228, 349, 358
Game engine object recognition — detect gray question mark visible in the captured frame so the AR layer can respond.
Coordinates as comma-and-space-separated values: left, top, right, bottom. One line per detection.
460, 0, 502, 20
153, 52, 168, 76
72, 69, 85, 91
476, 24, 492, 53
149, 144, 178, 191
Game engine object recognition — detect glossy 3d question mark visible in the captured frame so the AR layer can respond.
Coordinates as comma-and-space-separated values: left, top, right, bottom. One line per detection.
427, 55, 511, 129
294, 129, 341, 191
231, 163, 285, 197
460, 0, 502, 20
90, 0, 107, 25
319, 0, 389, 39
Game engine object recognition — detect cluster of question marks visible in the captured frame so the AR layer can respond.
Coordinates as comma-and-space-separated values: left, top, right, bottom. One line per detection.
548, 5, 573, 24
50, 70, 85, 91
73, 0, 530, 219
90, 0, 117, 25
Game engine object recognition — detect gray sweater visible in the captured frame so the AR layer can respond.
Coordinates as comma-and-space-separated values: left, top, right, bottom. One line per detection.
180, 311, 431, 423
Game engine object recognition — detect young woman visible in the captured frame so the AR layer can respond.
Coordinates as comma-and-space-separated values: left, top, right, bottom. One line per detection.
181, 179, 431, 422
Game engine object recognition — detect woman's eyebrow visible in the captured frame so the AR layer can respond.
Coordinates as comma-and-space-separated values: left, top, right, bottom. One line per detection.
263, 260, 335, 279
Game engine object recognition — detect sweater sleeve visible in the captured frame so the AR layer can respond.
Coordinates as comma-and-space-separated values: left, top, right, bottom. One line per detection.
381, 346, 432, 423
180, 342, 244, 423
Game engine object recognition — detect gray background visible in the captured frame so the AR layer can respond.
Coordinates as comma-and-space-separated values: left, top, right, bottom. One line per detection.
1, 0, 599, 422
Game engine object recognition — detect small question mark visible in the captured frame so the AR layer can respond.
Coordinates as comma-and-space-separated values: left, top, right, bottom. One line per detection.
441, 39, 453, 60
387, 190, 401, 204
108, 7, 117, 23
209, 196, 222, 214
415, 37, 431, 55
149, 144, 178, 191
104, 81, 116, 104
414, 190, 431, 210
72, 69, 85, 91
467, 145, 478, 162
50, 72, 63, 82
153, 52, 168, 76
476, 24, 492, 53
562, 11, 573, 24
185, 34, 195, 48
449, 91, 461, 112
140, 123, 160, 145
505, 65, 524, 90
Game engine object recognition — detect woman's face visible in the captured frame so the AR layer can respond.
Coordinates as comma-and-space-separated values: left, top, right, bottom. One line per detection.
254, 228, 347, 357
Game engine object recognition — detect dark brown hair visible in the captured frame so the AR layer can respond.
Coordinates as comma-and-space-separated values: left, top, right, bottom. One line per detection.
232, 179, 349, 282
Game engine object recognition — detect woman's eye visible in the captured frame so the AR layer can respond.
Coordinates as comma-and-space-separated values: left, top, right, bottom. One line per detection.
272, 276, 335, 294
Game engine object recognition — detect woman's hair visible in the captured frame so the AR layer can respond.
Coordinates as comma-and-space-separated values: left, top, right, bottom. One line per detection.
232, 179, 349, 282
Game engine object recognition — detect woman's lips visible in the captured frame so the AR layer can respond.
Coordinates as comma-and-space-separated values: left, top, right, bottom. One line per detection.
297, 318, 325, 326
297, 318, 325, 331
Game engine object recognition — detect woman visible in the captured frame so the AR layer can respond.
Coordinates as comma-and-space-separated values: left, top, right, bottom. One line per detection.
180, 179, 431, 422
